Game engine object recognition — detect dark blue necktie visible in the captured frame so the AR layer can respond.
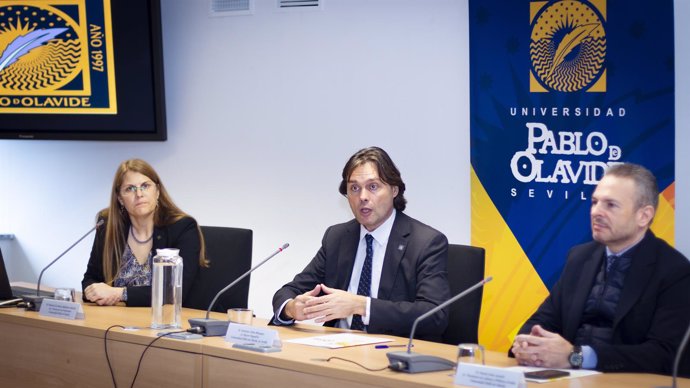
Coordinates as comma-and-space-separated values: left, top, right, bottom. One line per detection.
606, 255, 619, 273
351, 234, 373, 331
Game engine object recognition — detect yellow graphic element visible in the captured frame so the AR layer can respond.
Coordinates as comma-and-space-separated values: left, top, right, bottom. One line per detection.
530, 0, 606, 92
0, 5, 87, 94
0, 0, 116, 113
651, 183, 675, 247
548, 23, 600, 79
590, 0, 607, 20
587, 68, 606, 92
530, 1, 548, 23
471, 167, 549, 351
529, 72, 549, 93
662, 181, 675, 209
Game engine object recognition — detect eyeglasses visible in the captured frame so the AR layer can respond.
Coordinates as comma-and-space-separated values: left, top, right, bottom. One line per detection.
120, 181, 156, 196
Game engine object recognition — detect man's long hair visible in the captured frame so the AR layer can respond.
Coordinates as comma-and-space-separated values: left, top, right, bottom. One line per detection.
338, 147, 407, 211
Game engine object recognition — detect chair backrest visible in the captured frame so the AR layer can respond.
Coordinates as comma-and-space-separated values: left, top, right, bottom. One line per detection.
441, 243, 486, 345
184, 226, 253, 313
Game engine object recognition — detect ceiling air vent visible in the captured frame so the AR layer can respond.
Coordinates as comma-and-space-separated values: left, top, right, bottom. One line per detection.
277, 0, 321, 10
210, 0, 254, 16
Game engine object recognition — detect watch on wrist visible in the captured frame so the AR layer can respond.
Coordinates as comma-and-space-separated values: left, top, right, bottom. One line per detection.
568, 345, 583, 369
121, 287, 128, 302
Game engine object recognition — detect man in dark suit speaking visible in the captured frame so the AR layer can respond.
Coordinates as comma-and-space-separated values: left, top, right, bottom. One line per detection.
272, 146, 450, 340
512, 163, 690, 375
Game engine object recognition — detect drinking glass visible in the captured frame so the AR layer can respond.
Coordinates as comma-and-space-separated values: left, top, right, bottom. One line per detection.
457, 343, 485, 367
227, 308, 253, 325
53, 287, 76, 302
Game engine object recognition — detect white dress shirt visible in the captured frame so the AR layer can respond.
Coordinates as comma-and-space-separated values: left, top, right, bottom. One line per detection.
339, 210, 396, 329
274, 211, 396, 329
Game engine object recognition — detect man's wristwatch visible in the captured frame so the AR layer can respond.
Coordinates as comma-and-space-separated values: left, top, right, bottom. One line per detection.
568, 345, 583, 369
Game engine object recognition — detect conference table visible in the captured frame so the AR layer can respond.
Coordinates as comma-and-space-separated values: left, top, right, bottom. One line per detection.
0, 295, 687, 387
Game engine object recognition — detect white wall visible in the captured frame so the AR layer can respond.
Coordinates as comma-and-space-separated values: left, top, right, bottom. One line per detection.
674, 0, 690, 252
0, 0, 687, 321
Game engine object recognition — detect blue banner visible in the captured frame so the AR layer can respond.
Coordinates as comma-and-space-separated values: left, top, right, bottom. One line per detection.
469, 0, 675, 350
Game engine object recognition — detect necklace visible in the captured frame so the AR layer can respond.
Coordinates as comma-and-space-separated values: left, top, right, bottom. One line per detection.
129, 227, 153, 244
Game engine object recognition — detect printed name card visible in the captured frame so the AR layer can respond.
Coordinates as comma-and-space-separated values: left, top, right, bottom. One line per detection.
39, 299, 85, 320
225, 323, 281, 348
454, 363, 526, 388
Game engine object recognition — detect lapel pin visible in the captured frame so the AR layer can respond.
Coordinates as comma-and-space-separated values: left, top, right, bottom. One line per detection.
398, 244, 405, 251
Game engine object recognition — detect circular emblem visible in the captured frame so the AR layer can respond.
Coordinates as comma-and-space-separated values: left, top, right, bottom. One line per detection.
0, 5, 82, 92
530, 0, 606, 92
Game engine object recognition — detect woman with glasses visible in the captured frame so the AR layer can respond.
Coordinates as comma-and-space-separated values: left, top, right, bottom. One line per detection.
81, 159, 207, 306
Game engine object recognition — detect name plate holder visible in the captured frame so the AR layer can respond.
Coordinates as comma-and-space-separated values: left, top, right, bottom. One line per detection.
225, 323, 282, 353
454, 363, 526, 388
39, 299, 85, 320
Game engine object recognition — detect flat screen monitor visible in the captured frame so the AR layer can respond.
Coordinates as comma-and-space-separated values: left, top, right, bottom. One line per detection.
0, 247, 14, 300
0, 0, 166, 140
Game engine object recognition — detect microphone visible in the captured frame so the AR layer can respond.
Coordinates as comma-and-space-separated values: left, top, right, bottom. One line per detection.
658, 318, 690, 388
188, 243, 289, 336
22, 219, 105, 311
387, 276, 493, 373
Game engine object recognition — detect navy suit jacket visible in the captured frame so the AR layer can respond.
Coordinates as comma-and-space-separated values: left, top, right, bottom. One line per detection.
519, 231, 690, 375
272, 211, 450, 340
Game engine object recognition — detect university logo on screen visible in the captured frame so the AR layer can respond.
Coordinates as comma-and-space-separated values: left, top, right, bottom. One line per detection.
509, 0, 626, 202
0, 0, 116, 114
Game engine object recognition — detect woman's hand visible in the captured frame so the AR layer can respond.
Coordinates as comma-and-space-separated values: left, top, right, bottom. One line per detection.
84, 283, 124, 306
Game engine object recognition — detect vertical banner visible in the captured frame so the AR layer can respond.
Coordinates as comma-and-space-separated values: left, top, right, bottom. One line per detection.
469, 0, 675, 351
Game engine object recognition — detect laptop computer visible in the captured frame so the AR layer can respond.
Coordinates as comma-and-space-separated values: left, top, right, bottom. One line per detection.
0, 247, 53, 306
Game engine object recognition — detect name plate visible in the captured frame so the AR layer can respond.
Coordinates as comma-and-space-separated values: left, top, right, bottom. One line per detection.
39, 299, 85, 320
454, 363, 526, 388
225, 323, 280, 348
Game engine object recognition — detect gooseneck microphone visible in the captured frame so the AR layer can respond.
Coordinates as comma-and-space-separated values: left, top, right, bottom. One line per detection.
22, 219, 105, 311
664, 319, 690, 388
188, 243, 289, 336
387, 276, 493, 373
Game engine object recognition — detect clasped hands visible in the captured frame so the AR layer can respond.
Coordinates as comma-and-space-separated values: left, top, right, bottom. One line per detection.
285, 284, 367, 322
512, 325, 573, 368
84, 283, 124, 306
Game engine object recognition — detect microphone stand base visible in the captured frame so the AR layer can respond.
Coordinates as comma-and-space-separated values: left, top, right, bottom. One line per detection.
188, 318, 229, 336
386, 351, 456, 373
21, 295, 46, 311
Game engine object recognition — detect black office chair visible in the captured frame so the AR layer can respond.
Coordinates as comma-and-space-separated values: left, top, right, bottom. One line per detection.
184, 226, 253, 313
440, 243, 486, 345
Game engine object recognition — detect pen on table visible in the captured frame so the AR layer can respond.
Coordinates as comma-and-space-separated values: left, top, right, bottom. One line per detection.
375, 344, 412, 349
